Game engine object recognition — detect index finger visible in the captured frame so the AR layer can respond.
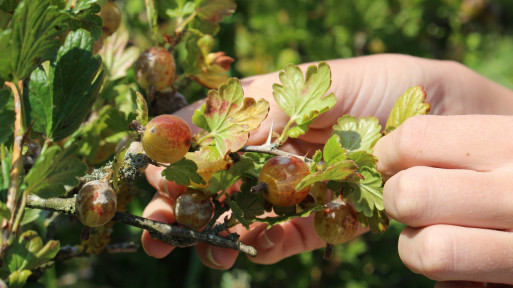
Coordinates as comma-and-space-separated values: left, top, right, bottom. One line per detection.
373, 115, 513, 178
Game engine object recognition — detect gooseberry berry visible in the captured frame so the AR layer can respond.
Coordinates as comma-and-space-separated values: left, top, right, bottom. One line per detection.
314, 199, 359, 245
99, 1, 121, 37
134, 47, 176, 91
257, 156, 310, 207
75, 180, 117, 227
141, 115, 191, 163
174, 189, 213, 229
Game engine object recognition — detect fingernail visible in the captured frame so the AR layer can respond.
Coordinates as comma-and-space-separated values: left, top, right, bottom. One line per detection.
206, 246, 222, 267
258, 226, 284, 250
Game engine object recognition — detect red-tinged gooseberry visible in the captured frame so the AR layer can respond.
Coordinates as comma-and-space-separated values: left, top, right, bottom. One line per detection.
314, 199, 359, 245
257, 156, 311, 207
134, 47, 176, 91
99, 1, 121, 37
141, 115, 191, 163
174, 189, 213, 229
75, 180, 117, 227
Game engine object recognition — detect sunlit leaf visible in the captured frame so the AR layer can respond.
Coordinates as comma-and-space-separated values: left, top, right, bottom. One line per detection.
145, 0, 158, 41
23, 145, 87, 198
385, 85, 430, 133
192, 0, 236, 35
99, 27, 140, 81
296, 160, 358, 192
135, 91, 149, 126
192, 78, 269, 160
68, 0, 102, 40
343, 167, 383, 217
184, 31, 234, 89
25, 29, 104, 141
6, 230, 59, 274
332, 115, 382, 152
162, 158, 205, 186
0, 0, 69, 81
273, 62, 336, 139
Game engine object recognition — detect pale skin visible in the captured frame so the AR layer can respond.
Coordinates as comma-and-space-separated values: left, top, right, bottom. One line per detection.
142, 54, 513, 286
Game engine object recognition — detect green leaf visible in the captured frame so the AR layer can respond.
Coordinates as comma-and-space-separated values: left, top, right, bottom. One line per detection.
272, 62, 336, 139
240, 152, 273, 179
72, 106, 130, 163
203, 158, 254, 196
67, 0, 102, 40
8, 270, 32, 288
0, 87, 14, 144
357, 208, 389, 234
184, 31, 234, 89
234, 178, 266, 221
343, 167, 384, 217
0, 0, 69, 81
347, 150, 378, 169
197, 0, 236, 23
134, 90, 149, 126
192, 78, 269, 161
224, 195, 250, 229
6, 230, 59, 273
385, 85, 430, 133
0, 200, 9, 220
99, 27, 140, 81
332, 115, 382, 153
0, 0, 18, 12
145, 0, 158, 41
23, 145, 87, 198
254, 205, 323, 228
20, 208, 42, 226
296, 160, 358, 192
323, 134, 348, 164
25, 29, 104, 141
162, 158, 205, 186
0, 150, 11, 200
189, 0, 235, 35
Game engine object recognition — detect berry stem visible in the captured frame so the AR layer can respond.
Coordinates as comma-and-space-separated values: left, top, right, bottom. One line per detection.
250, 182, 268, 195
129, 120, 146, 135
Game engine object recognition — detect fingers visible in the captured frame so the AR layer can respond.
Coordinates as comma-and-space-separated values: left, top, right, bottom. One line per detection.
141, 193, 176, 258
398, 225, 513, 284
194, 241, 239, 270
383, 166, 513, 230
240, 216, 367, 264
145, 164, 186, 199
374, 115, 513, 179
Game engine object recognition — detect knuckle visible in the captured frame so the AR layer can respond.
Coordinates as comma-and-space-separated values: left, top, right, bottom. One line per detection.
400, 227, 455, 281
387, 168, 426, 224
393, 115, 428, 164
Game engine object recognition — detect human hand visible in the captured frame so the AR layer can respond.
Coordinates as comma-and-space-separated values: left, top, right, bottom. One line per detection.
141, 54, 513, 270
374, 114, 513, 285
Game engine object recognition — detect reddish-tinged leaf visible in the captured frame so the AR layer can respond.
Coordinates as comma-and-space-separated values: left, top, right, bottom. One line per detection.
192, 78, 269, 160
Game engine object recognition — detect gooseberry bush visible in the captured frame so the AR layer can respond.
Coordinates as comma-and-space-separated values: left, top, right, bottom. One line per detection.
0, 0, 430, 286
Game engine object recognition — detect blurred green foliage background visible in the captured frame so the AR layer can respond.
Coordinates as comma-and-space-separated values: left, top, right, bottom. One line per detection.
46, 0, 513, 287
